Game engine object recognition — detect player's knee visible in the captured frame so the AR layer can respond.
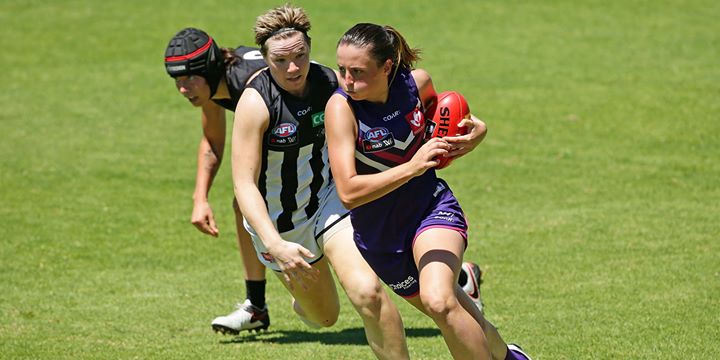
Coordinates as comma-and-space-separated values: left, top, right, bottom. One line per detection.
344, 276, 384, 309
294, 299, 339, 327
419, 289, 457, 320
312, 307, 340, 328
322, 314, 339, 327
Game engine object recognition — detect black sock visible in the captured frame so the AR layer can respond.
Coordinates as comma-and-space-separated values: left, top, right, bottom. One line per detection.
246, 280, 266, 308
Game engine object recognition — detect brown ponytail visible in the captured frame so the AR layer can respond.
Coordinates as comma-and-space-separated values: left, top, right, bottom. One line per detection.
337, 23, 421, 70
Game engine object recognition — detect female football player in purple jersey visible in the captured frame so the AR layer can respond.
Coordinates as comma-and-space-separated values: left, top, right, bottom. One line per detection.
325, 23, 533, 360
230, 6, 409, 359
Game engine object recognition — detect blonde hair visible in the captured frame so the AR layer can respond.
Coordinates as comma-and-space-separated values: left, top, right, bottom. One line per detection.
254, 4, 312, 55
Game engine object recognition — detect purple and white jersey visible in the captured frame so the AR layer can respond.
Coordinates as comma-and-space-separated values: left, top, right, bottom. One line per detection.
336, 68, 439, 254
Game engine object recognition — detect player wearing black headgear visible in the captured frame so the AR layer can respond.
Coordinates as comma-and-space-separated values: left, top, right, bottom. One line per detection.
165, 28, 225, 97
163, 27, 270, 335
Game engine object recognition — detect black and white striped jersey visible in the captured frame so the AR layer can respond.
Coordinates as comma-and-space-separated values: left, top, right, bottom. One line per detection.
246, 63, 339, 233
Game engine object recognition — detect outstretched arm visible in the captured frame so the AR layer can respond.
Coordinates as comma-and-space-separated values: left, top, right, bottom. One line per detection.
231, 89, 318, 288
191, 101, 226, 236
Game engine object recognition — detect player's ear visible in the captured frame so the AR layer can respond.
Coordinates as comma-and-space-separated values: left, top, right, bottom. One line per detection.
383, 59, 393, 75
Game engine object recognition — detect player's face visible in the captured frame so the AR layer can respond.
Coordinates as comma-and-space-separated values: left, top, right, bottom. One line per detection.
336, 44, 392, 103
264, 32, 311, 97
175, 75, 211, 107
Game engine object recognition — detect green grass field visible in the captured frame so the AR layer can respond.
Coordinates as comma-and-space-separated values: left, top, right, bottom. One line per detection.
2, 0, 718, 358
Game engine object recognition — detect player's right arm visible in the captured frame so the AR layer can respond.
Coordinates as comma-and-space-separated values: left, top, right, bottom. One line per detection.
231, 88, 318, 289
191, 100, 226, 237
325, 93, 449, 210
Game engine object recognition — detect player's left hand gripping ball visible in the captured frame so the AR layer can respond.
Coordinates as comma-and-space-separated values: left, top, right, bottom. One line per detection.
425, 91, 470, 169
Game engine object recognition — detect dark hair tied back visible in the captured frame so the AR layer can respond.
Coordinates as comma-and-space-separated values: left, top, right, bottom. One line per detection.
338, 23, 421, 71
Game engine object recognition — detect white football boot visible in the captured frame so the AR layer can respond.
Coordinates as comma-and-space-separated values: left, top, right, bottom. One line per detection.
459, 262, 484, 314
211, 299, 270, 335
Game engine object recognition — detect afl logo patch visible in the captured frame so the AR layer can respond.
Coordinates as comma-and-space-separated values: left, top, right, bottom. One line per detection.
269, 123, 299, 146
365, 127, 390, 141
362, 127, 395, 153
273, 123, 296, 137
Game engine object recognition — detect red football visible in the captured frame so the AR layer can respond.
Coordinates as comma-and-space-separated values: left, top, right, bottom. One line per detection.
425, 91, 471, 169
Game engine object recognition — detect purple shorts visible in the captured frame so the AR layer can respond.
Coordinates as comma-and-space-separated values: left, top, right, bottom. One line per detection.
357, 183, 468, 297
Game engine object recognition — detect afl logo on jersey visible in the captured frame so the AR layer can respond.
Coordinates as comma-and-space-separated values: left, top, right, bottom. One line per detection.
273, 123, 296, 137
365, 127, 390, 141
362, 127, 395, 153
269, 123, 299, 146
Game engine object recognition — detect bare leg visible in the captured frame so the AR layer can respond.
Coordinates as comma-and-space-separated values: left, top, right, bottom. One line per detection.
455, 285, 508, 360
410, 227, 491, 360
273, 256, 340, 327
324, 224, 410, 360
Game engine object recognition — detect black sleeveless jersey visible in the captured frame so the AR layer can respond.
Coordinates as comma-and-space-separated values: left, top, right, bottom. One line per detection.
212, 46, 267, 111
246, 63, 339, 233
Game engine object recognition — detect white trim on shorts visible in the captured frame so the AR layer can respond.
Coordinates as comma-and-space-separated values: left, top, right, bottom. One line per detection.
244, 182, 351, 271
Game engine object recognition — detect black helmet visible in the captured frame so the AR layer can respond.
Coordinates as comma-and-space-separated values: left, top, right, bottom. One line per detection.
164, 27, 224, 96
